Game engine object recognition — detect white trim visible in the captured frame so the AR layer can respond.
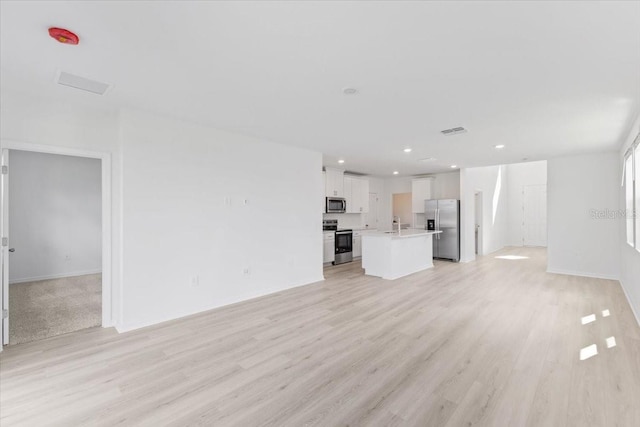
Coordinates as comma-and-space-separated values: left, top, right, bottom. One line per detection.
619, 279, 640, 328
546, 268, 619, 281
0, 139, 114, 328
9, 269, 102, 285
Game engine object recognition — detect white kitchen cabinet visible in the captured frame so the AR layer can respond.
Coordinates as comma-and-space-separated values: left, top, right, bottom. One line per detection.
323, 232, 335, 264
412, 177, 433, 213
344, 176, 354, 212
359, 178, 370, 213
324, 168, 344, 198
353, 231, 362, 258
344, 175, 370, 213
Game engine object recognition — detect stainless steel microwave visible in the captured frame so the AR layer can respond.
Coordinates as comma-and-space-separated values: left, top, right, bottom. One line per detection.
326, 197, 346, 213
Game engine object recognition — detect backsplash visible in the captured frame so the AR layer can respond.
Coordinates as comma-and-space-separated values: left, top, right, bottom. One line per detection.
323, 213, 365, 229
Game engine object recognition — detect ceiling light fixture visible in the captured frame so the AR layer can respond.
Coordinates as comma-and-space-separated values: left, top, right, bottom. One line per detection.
343, 87, 358, 95
495, 144, 505, 149
403, 148, 412, 153
393, 171, 399, 175
451, 165, 458, 169
338, 159, 345, 164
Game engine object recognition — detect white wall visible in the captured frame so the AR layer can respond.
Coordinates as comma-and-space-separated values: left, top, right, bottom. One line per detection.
547, 152, 620, 280
619, 114, 640, 325
8, 150, 102, 283
1, 91, 323, 332
460, 165, 509, 262
119, 109, 323, 330
506, 161, 547, 246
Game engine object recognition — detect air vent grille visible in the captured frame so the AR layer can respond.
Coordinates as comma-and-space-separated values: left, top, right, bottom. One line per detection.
56, 71, 111, 95
441, 127, 467, 136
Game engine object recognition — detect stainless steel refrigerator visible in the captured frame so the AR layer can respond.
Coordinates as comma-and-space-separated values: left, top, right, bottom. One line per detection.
425, 199, 460, 262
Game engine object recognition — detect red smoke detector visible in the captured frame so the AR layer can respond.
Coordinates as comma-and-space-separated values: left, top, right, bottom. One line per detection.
48, 27, 79, 45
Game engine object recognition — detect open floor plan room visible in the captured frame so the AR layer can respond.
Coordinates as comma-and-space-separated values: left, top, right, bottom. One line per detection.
1, 1, 639, 426
1, 248, 638, 426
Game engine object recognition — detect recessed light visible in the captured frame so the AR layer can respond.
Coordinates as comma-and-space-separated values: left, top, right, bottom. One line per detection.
494, 144, 505, 149
337, 159, 345, 164
403, 148, 412, 153
393, 171, 399, 175
343, 87, 358, 95
450, 165, 458, 169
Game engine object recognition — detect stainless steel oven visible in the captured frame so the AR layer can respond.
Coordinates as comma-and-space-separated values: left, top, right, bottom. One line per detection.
326, 197, 346, 213
323, 220, 353, 265
334, 229, 353, 265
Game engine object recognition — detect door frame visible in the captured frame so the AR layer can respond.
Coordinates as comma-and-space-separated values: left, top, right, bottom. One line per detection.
0, 139, 113, 349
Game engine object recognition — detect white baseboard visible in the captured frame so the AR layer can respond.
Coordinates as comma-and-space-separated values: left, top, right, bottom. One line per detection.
9, 269, 103, 284
619, 279, 640, 328
546, 268, 619, 281
116, 275, 325, 333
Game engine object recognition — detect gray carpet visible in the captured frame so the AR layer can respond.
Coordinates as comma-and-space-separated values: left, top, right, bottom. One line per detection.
9, 274, 102, 345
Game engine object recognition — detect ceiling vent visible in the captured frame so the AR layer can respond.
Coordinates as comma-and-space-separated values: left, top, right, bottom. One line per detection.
440, 126, 467, 136
55, 71, 111, 95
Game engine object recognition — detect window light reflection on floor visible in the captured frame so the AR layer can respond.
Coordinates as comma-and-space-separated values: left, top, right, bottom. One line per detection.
494, 255, 529, 260
606, 337, 616, 348
580, 344, 598, 361
602, 309, 610, 317
581, 314, 596, 325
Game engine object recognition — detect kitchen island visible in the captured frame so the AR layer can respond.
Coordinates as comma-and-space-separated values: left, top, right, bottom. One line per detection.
361, 229, 442, 280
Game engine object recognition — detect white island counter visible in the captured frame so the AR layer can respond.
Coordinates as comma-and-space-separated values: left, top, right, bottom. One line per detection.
361, 229, 442, 280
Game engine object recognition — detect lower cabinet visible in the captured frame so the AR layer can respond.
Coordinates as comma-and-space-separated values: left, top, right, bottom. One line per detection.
353, 231, 362, 258
323, 233, 335, 264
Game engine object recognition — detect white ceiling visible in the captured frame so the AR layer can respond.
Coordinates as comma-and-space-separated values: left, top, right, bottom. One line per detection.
1, 1, 639, 176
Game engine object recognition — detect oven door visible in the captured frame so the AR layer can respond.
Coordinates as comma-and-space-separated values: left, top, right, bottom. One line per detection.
335, 231, 353, 253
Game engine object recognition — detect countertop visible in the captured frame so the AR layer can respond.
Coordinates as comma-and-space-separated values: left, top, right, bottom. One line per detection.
360, 229, 442, 239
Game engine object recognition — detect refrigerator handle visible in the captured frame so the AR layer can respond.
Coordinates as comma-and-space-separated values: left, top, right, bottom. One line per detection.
436, 208, 440, 240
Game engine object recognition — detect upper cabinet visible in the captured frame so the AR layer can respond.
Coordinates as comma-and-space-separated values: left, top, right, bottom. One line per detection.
324, 167, 344, 197
344, 175, 369, 213
411, 177, 433, 213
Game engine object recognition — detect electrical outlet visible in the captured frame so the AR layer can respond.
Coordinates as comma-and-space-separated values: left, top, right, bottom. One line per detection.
243, 267, 250, 276
224, 197, 231, 206
64, 255, 71, 261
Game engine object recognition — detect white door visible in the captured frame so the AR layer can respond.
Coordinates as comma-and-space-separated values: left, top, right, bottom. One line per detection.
1, 149, 9, 346
523, 185, 547, 247
364, 193, 379, 229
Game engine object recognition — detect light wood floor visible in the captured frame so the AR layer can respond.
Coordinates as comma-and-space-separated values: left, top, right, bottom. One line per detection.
1, 247, 639, 426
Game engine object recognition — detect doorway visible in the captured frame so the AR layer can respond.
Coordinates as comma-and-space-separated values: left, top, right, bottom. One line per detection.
1, 142, 112, 348
475, 191, 483, 256
392, 193, 412, 228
